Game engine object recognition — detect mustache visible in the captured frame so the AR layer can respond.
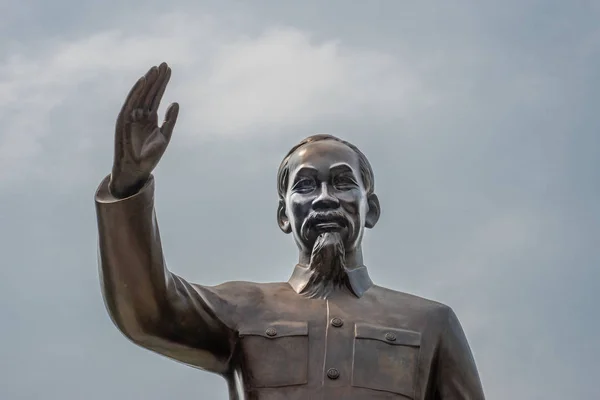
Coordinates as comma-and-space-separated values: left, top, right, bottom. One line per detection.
300, 210, 350, 241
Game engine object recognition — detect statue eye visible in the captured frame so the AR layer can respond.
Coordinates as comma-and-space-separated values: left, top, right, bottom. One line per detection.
293, 178, 316, 193
333, 175, 357, 189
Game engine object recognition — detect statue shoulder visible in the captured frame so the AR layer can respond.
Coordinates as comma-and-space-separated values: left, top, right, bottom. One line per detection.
368, 284, 451, 315
200, 280, 289, 306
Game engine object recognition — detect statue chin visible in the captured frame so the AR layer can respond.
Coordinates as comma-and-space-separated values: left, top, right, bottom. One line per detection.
296, 232, 349, 299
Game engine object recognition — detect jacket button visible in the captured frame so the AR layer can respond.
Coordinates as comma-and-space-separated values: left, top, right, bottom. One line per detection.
265, 327, 277, 337
327, 368, 340, 380
330, 318, 344, 327
385, 332, 396, 342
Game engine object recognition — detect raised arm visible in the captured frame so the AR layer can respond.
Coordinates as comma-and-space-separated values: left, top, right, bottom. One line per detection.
95, 63, 234, 374
434, 307, 486, 400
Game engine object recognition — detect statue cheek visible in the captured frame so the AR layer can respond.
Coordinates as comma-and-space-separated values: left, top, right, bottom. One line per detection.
290, 200, 304, 212
338, 189, 364, 205
341, 197, 362, 216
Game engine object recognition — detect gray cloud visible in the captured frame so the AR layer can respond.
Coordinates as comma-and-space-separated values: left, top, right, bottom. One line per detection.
1, 1, 598, 399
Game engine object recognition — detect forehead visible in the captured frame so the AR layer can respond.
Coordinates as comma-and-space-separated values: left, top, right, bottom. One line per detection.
287, 140, 360, 175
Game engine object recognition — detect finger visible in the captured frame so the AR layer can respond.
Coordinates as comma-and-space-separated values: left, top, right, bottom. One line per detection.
119, 76, 146, 118
119, 65, 158, 116
149, 66, 171, 114
160, 102, 179, 142
130, 108, 148, 122
144, 62, 168, 111
122, 122, 140, 162
135, 66, 159, 110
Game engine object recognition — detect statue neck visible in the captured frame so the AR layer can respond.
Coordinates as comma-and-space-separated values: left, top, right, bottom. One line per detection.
298, 246, 364, 270
289, 244, 372, 299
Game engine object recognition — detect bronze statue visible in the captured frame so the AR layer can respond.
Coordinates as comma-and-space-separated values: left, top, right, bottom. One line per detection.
95, 62, 485, 399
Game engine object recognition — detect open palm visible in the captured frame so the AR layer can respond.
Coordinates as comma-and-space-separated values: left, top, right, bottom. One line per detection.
109, 62, 179, 198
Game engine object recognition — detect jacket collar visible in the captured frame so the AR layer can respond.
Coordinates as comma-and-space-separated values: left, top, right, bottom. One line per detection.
288, 263, 373, 298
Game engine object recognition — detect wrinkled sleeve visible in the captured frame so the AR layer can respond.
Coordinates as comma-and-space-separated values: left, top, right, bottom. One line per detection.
95, 174, 235, 374
434, 307, 485, 400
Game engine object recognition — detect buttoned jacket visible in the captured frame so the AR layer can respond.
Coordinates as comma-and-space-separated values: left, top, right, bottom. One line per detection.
95, 175, 485, 400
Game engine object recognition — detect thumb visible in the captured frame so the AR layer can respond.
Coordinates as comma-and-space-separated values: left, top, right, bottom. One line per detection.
160, 102, 179, 142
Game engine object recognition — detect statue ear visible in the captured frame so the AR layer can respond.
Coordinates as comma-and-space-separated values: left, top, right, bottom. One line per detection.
365, 193, 381, 229
277, 200, 292, 234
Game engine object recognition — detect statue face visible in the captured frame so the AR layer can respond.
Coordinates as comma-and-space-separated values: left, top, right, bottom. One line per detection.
279, 140, 379, 253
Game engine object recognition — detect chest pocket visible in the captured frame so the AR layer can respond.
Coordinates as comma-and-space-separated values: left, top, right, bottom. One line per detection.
238, 321, 309, 388
351, 323, 421, 399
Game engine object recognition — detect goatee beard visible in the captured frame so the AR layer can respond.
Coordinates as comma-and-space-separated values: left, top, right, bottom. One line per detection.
299, 231, 349, 299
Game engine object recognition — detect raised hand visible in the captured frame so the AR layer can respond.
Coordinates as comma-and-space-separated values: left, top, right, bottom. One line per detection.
109, 62, 179, 198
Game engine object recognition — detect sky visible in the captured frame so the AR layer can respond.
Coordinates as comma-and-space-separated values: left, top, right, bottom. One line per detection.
0, 1, 599, 399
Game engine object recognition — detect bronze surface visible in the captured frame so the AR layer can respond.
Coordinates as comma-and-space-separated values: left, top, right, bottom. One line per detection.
95, 62, 485, 399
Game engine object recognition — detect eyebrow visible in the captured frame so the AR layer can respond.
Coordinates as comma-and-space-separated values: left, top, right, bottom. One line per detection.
293, 164, 356, 178
329, 163, 355, 174
293, 167, 318, 178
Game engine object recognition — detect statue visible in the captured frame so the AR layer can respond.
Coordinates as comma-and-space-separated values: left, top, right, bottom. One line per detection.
95, 62, 485, 399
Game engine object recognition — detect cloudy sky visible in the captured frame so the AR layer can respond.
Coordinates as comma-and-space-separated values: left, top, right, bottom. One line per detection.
1, 1, 599, 399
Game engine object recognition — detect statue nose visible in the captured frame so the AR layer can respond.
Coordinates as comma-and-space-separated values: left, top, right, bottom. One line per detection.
312, 183, 339, 210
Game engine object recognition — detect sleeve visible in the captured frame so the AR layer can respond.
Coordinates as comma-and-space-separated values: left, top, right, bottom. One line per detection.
95, 174, 235, 374
434, 307, 486, 400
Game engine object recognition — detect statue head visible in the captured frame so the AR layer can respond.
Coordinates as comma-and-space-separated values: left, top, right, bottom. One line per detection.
277, 134, 381, 259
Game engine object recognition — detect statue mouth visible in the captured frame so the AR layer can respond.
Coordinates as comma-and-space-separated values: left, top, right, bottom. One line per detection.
315, 221, 344, 232
302, 211, 349, 240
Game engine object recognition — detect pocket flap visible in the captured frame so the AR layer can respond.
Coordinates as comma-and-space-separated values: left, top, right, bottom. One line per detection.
239, 321, 308, 338
355, 323, 421, 347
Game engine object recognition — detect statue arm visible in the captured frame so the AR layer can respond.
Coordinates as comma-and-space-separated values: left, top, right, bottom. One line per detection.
434, 307, 486, 400
95, 174, 235, 374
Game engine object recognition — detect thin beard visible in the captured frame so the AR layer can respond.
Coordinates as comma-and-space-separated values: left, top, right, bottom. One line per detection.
300, 232, 349, 299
